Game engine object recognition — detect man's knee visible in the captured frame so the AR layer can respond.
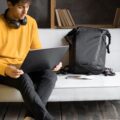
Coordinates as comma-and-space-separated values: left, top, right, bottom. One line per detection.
43, 69, 57, 83
18, 73, 34, 89
19, 73, 30, 83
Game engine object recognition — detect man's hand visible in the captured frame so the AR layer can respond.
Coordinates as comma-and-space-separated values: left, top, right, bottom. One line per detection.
5, 65, 24, 79
53, 62, 62, 72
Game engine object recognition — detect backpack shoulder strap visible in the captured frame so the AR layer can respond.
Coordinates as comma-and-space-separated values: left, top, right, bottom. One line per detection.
103, 30, 111, 53
106, 30, 111, 53
65, 28, 78, 45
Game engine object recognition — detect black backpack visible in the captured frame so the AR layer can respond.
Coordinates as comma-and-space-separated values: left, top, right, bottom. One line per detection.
64, 27, 111, 75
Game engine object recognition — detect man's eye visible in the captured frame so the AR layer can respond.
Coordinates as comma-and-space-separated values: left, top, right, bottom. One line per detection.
16, 5, 23, 8
18, 6, 23, 9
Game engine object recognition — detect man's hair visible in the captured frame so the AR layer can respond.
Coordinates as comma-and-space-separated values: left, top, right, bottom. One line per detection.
7, 0, 31, 5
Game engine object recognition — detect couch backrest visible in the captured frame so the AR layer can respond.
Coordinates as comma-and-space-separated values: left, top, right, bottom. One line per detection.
38, 29, 120, 72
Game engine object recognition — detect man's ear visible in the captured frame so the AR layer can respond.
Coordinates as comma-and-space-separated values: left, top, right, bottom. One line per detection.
7, 1, 13, 8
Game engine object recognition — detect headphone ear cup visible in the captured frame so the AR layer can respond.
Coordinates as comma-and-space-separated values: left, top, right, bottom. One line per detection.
8, 20, 21, 28
20, 16, 27, 25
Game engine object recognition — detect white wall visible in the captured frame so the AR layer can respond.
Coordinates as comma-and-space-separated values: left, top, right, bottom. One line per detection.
38, 29, 71, 48
106, 29, 120, 72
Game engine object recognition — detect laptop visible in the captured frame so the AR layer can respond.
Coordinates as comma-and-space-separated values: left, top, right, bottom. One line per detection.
21, 46, 69, 73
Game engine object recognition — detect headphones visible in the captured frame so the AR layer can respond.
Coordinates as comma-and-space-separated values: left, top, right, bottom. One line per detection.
4, 9, 27, 29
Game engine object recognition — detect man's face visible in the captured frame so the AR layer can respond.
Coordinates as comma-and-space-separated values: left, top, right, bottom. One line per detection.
8, 2, 30, 20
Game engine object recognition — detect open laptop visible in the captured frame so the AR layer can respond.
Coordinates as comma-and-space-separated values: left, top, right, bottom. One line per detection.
21, 46, 69, 73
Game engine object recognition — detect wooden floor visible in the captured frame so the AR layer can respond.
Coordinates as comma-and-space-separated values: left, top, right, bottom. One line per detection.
0, 101, 120, 120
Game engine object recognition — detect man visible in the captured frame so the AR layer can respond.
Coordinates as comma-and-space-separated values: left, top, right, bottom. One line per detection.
0, 0, 62, 120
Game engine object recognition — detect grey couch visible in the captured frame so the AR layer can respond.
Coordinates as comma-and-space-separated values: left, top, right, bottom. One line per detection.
0, 28, 120, 102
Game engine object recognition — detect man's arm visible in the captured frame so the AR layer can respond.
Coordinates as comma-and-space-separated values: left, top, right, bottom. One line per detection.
30, 20, 42, 49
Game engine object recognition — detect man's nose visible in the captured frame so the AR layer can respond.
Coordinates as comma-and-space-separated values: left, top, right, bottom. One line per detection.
23, 8, 28, 14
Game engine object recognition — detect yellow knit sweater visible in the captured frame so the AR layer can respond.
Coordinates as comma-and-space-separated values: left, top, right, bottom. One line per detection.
0, 15, 42, 76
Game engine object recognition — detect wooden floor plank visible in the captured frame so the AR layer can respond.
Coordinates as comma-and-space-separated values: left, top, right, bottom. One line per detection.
74, 101, 102, 120
74, 102, 89, 120
47, 102, 61, 120
98, 101, 119, 120
61, 101, 101, 120
61, 102, 80, 120
17, 103, 26, 120
0, 103, 8, 120
4, 103, 21, 120
84, 101, 102, 120
110, 101, 120, 119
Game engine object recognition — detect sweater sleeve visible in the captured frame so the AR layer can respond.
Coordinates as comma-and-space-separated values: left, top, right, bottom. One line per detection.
0, 63, 7, 76
30, 20, 42, 49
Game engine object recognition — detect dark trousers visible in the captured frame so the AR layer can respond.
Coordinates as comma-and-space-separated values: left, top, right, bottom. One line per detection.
0, 69, 57, 120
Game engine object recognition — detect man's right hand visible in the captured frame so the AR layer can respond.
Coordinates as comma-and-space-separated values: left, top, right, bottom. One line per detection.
5, 65, 24, 79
